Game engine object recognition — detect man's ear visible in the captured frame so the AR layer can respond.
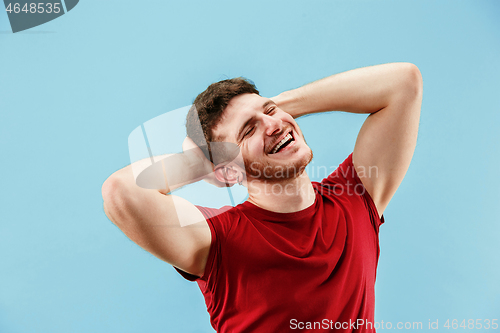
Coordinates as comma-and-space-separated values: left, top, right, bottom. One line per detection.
213, 163, 244, 186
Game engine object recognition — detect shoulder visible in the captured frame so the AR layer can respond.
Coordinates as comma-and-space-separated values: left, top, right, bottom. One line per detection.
317, 154, 384, 227
318, 153, 362, 194
195, 204, 244, 239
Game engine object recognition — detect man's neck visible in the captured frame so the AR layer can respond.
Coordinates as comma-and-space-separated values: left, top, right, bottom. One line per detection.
245, 172, 316, 213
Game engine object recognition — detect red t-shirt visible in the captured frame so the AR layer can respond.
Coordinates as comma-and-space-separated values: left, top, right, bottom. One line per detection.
176, 154, 384, 332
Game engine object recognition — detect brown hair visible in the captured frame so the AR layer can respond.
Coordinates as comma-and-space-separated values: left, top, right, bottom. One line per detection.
186, 77, 259, 163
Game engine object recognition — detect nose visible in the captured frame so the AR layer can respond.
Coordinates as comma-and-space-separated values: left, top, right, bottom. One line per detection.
262, 114, 282, 137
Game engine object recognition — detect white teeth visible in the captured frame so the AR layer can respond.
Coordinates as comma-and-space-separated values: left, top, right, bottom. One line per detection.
271, 133, 293, 154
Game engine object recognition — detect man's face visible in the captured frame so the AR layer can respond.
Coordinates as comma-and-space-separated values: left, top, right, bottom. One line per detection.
212, 93, 313, 183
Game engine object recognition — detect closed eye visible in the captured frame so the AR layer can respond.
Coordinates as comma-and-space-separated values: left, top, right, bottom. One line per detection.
265, 106, 276, 115
243, 126, 255, 138
241, 107, 276, 140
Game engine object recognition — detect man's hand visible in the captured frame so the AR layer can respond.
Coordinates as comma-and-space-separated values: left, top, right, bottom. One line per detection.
271, 63, 423, 216
182, 136, 236, 188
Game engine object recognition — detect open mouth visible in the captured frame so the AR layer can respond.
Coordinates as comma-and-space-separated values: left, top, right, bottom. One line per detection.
269, 131, 295, 154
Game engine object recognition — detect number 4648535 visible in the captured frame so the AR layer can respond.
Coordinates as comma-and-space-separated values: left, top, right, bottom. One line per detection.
444, 319, 498, 330
6, 3, 61, 14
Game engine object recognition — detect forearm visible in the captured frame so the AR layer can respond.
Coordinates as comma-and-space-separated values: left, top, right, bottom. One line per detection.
110, 150, 210, 194
273, 62, 419, 118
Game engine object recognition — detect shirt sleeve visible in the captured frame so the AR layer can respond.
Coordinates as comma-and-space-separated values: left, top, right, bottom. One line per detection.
321, 153, 384, 232
173, 205, 235, 285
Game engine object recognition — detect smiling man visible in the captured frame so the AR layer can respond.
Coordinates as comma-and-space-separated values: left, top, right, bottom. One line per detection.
102, 63, 423, 332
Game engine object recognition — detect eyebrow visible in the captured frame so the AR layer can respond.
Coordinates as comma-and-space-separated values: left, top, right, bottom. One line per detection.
236, 100, 276, 143
262, 100, 275, 109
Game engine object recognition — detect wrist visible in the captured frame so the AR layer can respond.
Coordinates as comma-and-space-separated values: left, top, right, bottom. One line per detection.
272, 90, 307, 118
182, 150, 213, 180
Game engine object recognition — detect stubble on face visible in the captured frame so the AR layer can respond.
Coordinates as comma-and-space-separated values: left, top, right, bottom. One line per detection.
243, 146, 313, 184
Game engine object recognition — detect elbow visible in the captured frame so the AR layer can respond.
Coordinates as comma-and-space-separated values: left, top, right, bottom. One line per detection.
102, 176, 133, 226
400, 63, 423, 99
102, 175, 120, 208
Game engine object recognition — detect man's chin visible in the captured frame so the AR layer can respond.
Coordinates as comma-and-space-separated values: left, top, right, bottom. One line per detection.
243, 148, 313, 183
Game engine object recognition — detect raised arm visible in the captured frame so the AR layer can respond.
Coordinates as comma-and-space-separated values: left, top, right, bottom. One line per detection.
272, 63, 423, 216
101, 139, 216, 277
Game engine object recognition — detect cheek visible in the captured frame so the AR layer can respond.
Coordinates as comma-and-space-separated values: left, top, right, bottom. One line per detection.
281, 113, 299, 130
279, 110, 294, 120
244, 138, 264, 157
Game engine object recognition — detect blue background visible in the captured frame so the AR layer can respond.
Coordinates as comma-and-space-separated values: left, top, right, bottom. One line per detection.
1, 1, 499, 332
